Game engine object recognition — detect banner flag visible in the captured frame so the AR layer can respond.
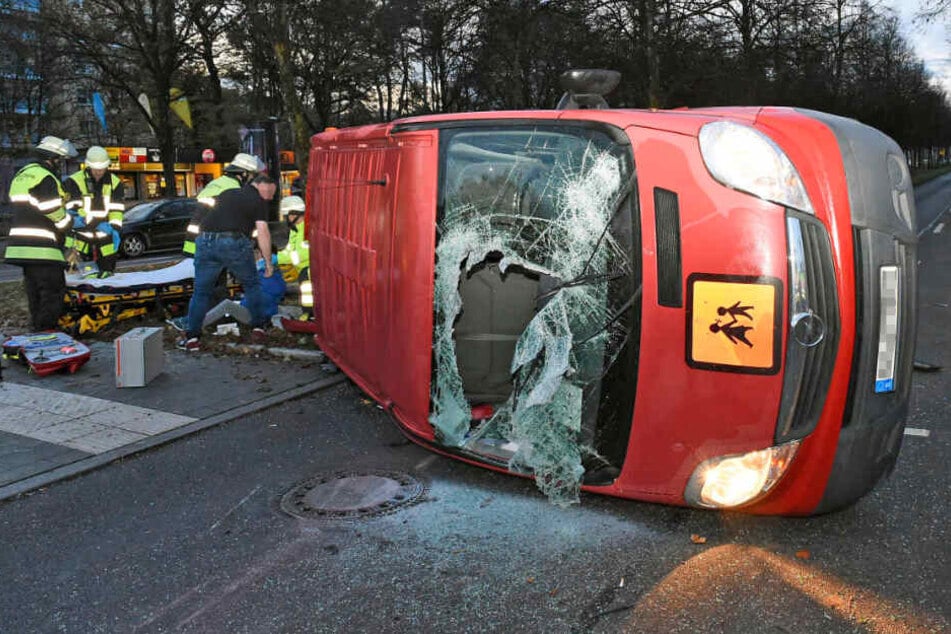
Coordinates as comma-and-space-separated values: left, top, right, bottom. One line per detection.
137, 93, 155, 137
169, 88, 193, 129
91, 92, 108, 134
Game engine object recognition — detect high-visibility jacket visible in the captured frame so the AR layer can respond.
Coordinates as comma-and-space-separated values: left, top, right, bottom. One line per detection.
4, 162, 72, 266
276, 221, 311, 307
276, 220, 310, 274
183, 174, 241, 256
64, 170, 125, 228
64, 170, 124, 257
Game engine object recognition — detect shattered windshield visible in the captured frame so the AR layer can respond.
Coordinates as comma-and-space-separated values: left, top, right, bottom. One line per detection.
431, 123, 641, 506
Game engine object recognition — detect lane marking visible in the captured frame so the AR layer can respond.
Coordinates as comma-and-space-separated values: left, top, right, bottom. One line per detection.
904, 427, 931, 437
208, 484, 262, 533
918, 203, 951, 237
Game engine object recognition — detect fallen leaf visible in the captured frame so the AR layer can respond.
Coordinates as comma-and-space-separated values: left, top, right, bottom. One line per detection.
549, 588, 559, 597
690, 534, 707, 544
526, 576, 535, 584
795, 549, 811, 559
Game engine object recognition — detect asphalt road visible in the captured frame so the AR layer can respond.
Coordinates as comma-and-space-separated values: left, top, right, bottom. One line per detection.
0, 180, 948, 633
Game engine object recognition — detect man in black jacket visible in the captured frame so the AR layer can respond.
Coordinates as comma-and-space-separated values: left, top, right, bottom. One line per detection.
177, 174, 275, 351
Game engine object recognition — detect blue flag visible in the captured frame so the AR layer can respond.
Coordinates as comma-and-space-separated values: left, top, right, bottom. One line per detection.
92, 92, 108, 134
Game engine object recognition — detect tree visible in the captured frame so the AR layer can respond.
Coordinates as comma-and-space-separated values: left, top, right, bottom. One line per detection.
0, 0, 76, 150
229, 0, 382, 176
466, 0, 597, 110
412, 0, 480, 112
916, 0, 950, 24
185, 0, 242, 143
47, 0, 197, 196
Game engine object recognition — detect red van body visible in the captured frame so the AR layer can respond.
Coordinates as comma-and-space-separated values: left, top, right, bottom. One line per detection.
305, 106, 917, 515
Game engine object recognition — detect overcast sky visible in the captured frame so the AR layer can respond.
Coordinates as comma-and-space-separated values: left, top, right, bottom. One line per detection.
887, 0, 951, 95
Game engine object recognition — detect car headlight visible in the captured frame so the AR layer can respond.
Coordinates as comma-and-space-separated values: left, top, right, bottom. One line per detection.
684, 441, 801, 508
699, 121, 813, 214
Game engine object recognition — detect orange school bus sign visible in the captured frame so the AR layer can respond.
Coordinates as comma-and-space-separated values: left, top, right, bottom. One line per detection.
686, 273, 783, 374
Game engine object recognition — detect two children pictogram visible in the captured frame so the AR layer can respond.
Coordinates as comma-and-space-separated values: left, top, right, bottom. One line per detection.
709, 301, 755, 347
689, 275, 779, 372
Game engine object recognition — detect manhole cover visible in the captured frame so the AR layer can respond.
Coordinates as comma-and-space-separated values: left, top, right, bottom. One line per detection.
280, 470, 427, 520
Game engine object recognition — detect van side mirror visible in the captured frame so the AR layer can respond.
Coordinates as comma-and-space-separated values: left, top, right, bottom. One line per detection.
556, 69, 621, 110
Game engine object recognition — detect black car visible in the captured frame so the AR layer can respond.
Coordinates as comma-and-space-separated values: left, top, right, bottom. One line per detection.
119, 198, 200, 257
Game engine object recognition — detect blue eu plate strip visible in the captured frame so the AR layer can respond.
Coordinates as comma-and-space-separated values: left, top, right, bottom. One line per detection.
875, 378, 895, 393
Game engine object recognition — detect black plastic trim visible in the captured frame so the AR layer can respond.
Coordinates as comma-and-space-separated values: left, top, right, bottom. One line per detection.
654, 188, 682, 308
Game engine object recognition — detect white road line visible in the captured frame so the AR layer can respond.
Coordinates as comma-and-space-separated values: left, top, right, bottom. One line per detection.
208, 485, 262, 533
918, 203, 951, 237
933, 222, 945, 234
904, 427, 931, 437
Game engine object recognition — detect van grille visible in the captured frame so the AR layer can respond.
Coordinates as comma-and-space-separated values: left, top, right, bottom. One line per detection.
776, 213, 840, 442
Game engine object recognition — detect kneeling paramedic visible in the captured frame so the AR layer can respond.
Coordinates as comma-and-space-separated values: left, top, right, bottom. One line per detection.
274, 195, 312, 313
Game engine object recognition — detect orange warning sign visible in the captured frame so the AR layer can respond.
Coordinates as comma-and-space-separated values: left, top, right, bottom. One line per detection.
687, 274, 782, 374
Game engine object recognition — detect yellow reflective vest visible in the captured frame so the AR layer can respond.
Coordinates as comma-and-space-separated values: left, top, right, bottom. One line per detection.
183, 174, 241, 256
276, 221, 310, 274
4, 162, 72, 265
65, 170, 125, 228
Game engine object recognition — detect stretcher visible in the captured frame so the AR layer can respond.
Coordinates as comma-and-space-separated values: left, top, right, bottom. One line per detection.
59, 259, 239, 335
2, 332, 91, 376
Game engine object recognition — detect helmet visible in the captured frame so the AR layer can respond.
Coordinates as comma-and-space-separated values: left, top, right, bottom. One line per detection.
85, 146, 111, 169
225, 152, 262, 173
36, 136, 78, 159
280, 195, 306, 219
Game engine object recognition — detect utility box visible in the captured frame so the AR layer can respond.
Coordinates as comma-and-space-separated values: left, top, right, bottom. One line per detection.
115, 327, 164, 388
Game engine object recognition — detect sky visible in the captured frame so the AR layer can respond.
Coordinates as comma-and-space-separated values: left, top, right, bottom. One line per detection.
888, 0, 951, 96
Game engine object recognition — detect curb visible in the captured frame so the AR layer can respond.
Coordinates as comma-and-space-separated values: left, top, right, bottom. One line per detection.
224, 343, 326, 363
0, 372, 348, 503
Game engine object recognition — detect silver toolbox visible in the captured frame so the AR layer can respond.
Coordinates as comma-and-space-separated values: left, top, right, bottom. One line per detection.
115, 327, 164, 388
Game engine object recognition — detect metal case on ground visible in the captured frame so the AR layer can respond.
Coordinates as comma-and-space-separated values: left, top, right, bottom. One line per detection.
115, 327, 164, 388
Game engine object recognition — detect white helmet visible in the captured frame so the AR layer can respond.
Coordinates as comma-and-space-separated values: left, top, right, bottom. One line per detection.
36, 136, 78, 159
280, 195, 306, 218
225, 152, 262, 173
85, 146, 111, 169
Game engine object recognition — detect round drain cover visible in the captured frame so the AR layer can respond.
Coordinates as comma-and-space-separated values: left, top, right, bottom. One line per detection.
280, 470, 427, 520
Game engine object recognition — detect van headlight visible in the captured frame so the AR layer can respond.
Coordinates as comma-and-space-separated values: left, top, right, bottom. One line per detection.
699, 121, 813, 214
684, 441, 801, 508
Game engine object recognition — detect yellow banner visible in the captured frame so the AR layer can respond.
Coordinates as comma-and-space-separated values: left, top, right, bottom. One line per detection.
169, 88, 192, 129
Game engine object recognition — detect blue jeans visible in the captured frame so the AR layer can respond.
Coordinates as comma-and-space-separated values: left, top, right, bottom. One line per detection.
186, 232, 268, 337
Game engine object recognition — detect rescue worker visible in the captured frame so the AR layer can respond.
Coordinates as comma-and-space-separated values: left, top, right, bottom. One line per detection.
4, 136, 77, 330
177, 174, 276, 351
183, 152, 265, 257
274, 195, 312, 314
63, 146, 125, 276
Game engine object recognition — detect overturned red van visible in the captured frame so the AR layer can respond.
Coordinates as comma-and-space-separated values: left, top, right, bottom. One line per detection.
305, 72, 917, 515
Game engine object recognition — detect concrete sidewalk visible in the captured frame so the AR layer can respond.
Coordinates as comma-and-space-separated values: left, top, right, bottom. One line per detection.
0, 338, 344, 501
